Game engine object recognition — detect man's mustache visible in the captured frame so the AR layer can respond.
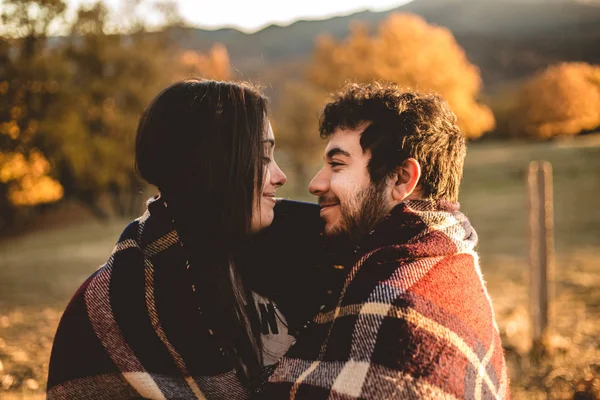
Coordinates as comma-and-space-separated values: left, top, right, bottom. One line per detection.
318, 196, 340, 207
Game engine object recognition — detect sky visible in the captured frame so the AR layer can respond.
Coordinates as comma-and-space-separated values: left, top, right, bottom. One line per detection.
64, 0, 414, 33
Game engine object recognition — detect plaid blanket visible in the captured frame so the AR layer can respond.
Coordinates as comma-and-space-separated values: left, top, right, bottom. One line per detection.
46, 197, 328, 400
260, 200, 509, 400
47, 196, 252, 399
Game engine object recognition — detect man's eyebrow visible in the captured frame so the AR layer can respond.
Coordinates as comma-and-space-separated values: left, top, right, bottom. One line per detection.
326, 147, 351, 159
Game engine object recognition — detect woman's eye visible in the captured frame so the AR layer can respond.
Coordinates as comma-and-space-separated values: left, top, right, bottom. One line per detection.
263, 157, 272, 164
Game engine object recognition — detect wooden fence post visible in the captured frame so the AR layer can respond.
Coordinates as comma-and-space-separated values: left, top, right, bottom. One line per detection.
528, 161, 555, 346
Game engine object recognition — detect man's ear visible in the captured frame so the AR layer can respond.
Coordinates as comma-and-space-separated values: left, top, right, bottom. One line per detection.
391, 158, 422, 202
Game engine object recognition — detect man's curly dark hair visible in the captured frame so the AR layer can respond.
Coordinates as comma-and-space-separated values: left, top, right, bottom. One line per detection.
319, 82, 467, 202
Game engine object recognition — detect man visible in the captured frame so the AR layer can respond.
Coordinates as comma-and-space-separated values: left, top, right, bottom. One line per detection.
261, 82, 509, 399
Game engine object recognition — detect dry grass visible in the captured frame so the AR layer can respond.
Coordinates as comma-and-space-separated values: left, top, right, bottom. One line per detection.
1, 136, 599, 398
0, 218, 127, 396
461, 136, 600, 399
485, 251, 600, 399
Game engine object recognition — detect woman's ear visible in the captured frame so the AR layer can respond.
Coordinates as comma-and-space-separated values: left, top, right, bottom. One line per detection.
391, 158, 422, 202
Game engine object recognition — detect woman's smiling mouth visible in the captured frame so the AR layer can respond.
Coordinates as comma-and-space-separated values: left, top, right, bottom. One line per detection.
263, 192, 276, 203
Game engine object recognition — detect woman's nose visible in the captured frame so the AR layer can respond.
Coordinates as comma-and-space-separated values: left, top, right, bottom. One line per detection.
271, 160, 287, 187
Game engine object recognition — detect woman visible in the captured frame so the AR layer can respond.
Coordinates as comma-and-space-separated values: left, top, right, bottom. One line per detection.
46, 80, 324, 399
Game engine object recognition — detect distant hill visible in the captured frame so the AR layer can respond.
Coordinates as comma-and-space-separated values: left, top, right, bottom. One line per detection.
168, 0, 600, 91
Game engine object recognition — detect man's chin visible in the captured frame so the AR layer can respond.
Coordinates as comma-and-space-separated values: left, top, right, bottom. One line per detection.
324, 223, 347, 238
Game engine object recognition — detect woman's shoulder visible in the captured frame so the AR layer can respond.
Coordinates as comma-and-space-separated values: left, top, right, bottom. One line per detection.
68, 219, 143, 302
116, 219, 142, 243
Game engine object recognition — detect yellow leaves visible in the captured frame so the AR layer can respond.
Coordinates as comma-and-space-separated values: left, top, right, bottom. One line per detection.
10, 349, 28, 364
0, 308, 62, 395
10, 106, 23, 120
28, 150, 52, 177
0, 153, 28, 183
0, 121, 20, 140
25, 378, 40, 390
178, 44, 231, 81
0, 374, 15, 390
0, 81, 8, 95
181, 50, 202, 65
516, 62, 600, 138
0, 150, 64, 206
1, 112, 39, 142
8, 175, 63, 206
308, 12, 493, 138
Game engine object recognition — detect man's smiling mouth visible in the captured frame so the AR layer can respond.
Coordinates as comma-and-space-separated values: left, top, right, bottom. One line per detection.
320, 203, 339, 213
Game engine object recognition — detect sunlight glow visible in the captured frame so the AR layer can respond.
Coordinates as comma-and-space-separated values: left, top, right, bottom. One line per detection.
65, 0, 413, 33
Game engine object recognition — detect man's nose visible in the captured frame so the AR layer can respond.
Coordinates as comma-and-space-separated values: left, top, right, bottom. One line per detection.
309, 167, 329, 197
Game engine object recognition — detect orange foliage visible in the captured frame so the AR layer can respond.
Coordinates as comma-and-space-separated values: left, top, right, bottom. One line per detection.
515, 62, 600, 138
178, 44, 231, 81
0, 150, 63, 206
308, 14, 494, 138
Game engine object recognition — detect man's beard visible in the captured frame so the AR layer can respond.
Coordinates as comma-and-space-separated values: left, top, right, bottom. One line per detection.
322, 179, 392, 246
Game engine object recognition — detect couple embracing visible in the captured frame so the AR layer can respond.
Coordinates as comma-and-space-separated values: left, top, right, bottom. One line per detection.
47, 80, 509, 400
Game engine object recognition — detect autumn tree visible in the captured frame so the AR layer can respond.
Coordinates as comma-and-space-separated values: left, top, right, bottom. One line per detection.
0, 0, 234, 228
177, 44, 231, 81
40, 1, 177, 218
308, 13, 495, 139
43, 1, 233, 218
0, 0, 67, 228
273, 13, 494, 197
513, 62, 600, 138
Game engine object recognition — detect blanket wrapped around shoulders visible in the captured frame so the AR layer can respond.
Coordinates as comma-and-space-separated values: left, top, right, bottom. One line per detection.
46, 197, 328, 400
47, 197, 246, 399
261, 200, 510, 400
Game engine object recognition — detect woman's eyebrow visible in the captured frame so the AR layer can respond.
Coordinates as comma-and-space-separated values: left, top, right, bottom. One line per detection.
262, 139, 275, 148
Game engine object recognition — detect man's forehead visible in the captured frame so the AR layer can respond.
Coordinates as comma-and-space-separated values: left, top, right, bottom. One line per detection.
324, 125, 368, 157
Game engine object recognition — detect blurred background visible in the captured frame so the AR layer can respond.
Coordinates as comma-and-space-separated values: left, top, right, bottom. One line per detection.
0, 0, 599, 398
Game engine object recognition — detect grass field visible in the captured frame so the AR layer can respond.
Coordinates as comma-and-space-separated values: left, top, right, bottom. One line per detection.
1, 136, 599, 399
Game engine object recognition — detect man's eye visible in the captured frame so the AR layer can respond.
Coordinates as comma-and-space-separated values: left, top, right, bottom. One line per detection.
329, 161, 344, 168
